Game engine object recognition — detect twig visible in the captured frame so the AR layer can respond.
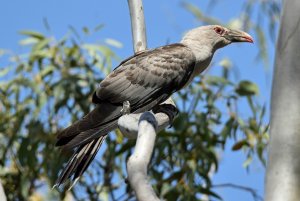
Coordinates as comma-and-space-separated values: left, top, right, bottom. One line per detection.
213, 183, 263, 201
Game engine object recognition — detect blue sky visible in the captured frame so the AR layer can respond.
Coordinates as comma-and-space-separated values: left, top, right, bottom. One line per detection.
0, 0, 276, 200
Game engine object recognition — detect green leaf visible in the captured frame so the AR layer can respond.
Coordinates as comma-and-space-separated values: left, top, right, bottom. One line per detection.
235, 80, 259, 96
173, 112, 189, 131
232, 140, 248, 151
164, 187, 180, 201
105, 38, 123, 48
19, 37, 39, 46
199, 187, 222, 200
243, 156, 253, 168
219, 58, 232, 69
21, 176, 30, 198
40, 65, 55, 78
205, 75, 232, 86
32, 38, 51, 52
161, 183, 172, 196
82, 26, 89, 35
0, 67, 10, 77
19, 30, 45, 40
94, 24, 105, 32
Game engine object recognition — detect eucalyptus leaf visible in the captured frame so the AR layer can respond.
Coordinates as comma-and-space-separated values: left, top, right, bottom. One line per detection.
19, 30, 45, 40
235, 80, 259, 96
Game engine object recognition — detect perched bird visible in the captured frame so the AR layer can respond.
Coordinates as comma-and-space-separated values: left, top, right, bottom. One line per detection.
54, 25, 253, 187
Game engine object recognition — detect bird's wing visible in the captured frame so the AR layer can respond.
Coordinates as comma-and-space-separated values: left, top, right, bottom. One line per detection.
93, 43, 196, 111
58, 44, 195, 149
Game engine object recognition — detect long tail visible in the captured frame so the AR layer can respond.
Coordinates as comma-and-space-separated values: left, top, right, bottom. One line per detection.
54, 102, 122, 187
54, 136, 106, 188
56, 103, 122, 150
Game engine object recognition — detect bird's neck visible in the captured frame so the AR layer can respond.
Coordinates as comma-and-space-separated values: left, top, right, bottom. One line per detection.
180, 38, 214, 66
180, 39, 214, 82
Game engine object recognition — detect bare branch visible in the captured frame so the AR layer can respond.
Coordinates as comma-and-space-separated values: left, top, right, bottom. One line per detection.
124, 1, 178, 200
126, 0, 177, 130
213, 183, 263, 201
127, 0, 147, 52
126, 112, 160, 201
118, 112, 170, 139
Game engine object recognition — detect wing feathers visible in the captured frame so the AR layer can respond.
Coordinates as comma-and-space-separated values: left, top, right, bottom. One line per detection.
56, 43, 196, 186
95, 43, 196, 108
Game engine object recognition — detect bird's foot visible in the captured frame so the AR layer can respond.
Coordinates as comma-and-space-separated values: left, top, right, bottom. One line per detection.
121, 101, 131, 115
152, 103, 179, 128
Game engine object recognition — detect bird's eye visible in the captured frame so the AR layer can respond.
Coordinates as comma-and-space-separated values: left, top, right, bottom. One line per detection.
214, 27, 224, 35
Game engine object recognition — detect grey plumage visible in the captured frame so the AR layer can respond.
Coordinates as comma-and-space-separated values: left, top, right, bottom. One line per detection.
54, 25, 253, 188
55, 44, 196, 186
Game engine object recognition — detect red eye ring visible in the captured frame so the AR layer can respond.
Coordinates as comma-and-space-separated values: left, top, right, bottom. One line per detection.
214, 27, 224, 35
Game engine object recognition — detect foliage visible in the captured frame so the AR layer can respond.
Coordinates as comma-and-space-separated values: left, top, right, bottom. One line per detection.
0, 27, 118, 200
0, 0, 280, 200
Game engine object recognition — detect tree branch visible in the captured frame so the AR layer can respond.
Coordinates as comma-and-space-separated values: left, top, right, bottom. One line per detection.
118, 98, 177, 139
126, 112, 160, 201
0, 180, 7, 201
121, 0, 178, 200
125, 0, 177, 127
127, 0, 147, 52
213, 183, 263, 201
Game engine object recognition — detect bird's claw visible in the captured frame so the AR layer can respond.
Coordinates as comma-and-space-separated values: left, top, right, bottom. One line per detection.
152, 104, 179, 127
121, 101, 131, 115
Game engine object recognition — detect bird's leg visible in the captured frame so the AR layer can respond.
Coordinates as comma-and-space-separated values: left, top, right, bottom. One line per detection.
152, 103, 179, 127
121, 101, 131, 115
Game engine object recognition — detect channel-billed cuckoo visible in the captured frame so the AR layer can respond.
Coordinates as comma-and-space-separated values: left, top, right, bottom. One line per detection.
54, 25, 253, 187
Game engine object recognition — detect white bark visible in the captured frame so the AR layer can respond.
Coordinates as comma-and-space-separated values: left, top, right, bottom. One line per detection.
0, 180, 7, 201
265, 1, 300, 200
127, 0, 147, 52
118, 112, 169, 139
118, 97, 176, 138
123, 1, 177, 200
126, 112, 160, 201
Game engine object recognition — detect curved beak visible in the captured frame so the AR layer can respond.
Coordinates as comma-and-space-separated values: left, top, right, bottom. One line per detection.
224, 29, 254, 43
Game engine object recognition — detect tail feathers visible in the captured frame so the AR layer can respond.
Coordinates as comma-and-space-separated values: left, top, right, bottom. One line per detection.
56, 103, 122, 150
61, 120, 118, 151
54, 136, 106, 188
57, 103, 122, 141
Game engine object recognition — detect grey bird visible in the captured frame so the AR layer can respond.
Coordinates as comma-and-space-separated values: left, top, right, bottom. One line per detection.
54, 25, 253, 187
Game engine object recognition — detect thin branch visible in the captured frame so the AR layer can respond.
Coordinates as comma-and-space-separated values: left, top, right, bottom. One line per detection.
213, 183, 263, 201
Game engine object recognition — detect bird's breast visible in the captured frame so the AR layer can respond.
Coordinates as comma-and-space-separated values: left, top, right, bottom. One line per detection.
184, 57, 212, 87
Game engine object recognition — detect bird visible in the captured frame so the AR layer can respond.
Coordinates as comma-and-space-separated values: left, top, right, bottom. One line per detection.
54, 25, 253, 188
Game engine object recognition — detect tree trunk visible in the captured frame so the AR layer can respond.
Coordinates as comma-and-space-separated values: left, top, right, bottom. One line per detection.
265, 0, 300, 200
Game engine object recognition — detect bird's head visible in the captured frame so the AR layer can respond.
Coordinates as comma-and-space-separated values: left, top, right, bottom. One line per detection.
181, 25, 253, 52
